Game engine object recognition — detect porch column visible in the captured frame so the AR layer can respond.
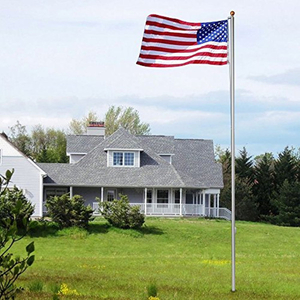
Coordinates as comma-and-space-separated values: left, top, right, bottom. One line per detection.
213, 194, 217, 217
144, 188, 147, 215
70, 186, 73, 198
217, 194, 220, 217
170, 188, 173, 214
208, 193, 211, 217
202, 191, 206, 215
179, 188, 183, 216
101, 187, 104, 202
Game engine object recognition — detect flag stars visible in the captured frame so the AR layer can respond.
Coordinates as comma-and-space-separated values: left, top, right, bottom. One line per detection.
197, 20, 228, 45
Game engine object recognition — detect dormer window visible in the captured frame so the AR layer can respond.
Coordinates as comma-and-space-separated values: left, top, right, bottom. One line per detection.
159, 154, 174, 164
113, 152, 134, 166
106, 148, 142, 167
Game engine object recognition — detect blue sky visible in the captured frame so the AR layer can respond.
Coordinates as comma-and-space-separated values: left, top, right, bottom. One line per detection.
1, 0, 300, 157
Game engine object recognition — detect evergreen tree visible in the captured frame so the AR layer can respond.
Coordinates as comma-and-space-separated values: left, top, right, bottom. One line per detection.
271, 180, 300, 227
236, 147, 254, 181
274, 147, 298, 192
252, 153, 275, 218
220, 176, 258, 222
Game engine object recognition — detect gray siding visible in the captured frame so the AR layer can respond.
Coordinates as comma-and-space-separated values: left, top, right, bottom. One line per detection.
0, 157, 43, 217
73, 187, 101, 207
120, 188, 144, 203
72, 187, 144, 205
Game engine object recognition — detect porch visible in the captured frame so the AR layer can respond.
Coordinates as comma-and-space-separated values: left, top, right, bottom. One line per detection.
92, 202, 232, 220
43, 186, 231, 220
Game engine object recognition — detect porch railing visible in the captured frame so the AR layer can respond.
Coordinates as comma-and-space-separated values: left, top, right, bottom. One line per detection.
92, 202, 231, 220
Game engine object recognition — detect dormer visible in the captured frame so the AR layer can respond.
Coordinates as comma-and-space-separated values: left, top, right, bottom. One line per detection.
105, 148, 143, 167
159, 153, 174, 164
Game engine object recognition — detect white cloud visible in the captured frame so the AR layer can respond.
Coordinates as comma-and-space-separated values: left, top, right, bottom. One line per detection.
1, 0, 300, 158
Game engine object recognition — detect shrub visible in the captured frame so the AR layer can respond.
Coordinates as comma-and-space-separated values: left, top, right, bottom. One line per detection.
46, 194, 94, 228
99, 194, 145, 229
0, 169, 35, 299
0, 186, 35, 231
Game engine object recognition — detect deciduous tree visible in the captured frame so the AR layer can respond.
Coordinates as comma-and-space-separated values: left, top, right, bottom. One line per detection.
69, 107, 151, 136
105, 106, 150, 136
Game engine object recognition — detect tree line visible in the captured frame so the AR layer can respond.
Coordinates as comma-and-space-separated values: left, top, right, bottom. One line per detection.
3, 105, 300, 227
218, 147, 300, 226
5, 106, 150, 163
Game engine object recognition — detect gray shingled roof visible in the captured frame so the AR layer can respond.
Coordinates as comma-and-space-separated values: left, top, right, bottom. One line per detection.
138, 135, 175, 154
66, 135, 104, 153
39, 128, 223, 189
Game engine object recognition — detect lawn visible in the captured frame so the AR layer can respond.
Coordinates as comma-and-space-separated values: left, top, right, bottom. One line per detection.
12, 217, 300, 299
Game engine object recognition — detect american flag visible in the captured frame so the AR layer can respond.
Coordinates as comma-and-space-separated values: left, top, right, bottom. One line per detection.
137, 14, 228, 68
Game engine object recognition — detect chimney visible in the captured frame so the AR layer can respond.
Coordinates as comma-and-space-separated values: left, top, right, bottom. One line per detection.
86, 121, 105, 136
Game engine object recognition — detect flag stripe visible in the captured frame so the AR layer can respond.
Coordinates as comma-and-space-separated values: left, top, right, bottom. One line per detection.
142, 37, 197, 46
137, 60, 227, 68
140, 43, 227, 54
144, 29, 197, 39
139, 51, 227, 61
147, 14, 201, 30
137, 14, 228, 68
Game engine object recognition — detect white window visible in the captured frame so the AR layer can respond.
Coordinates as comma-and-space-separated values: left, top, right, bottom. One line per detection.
45, 188, 68, 200
147, 190, 152, 203
107, 190, 116, 201
175, 190, 180, 204
113, 152, 134, 166
157, 190, 169, 208
160, 154, 172, 164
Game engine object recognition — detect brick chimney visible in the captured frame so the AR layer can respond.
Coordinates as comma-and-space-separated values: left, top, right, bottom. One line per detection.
86, 121, 105, 136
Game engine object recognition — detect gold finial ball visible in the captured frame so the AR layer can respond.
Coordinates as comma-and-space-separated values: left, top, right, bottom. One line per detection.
230, 11, 235, 16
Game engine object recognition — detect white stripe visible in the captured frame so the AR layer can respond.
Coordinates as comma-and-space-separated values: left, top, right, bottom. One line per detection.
141, 41, 227, 51
147, 15, 200, 30
143, 33, 196, 43
140, 48, 227, 57
138, 55, 227, 65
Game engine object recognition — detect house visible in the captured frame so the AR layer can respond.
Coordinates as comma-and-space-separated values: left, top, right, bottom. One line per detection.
38, 123, 231, 220
0, 133, 46, 217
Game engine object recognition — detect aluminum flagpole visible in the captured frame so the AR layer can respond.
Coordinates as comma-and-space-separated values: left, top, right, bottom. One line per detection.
229, 10, 236, 292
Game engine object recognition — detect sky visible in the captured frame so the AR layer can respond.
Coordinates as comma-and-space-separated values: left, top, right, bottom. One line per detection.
1, 0, 300, 158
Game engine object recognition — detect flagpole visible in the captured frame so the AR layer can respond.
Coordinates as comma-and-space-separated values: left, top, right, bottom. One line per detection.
229, 10, 236, 292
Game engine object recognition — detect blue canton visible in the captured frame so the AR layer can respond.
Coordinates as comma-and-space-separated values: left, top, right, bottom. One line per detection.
197, 20, 228, 44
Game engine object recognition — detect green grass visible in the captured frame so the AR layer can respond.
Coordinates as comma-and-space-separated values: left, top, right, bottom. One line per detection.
11, 218, 300, 299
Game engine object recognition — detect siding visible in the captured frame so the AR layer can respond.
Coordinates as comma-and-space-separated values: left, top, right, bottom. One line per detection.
73, 187, 101, 207
0, 157, 43, 217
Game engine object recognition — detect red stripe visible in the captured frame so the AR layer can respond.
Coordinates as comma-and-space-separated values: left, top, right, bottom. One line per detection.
141, 44, 227, 54
142, 37, 197, 46
144, 29, 196, 39
137, 60, 228, 68
148, 14, 201, 27
139, 52, 227, 61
